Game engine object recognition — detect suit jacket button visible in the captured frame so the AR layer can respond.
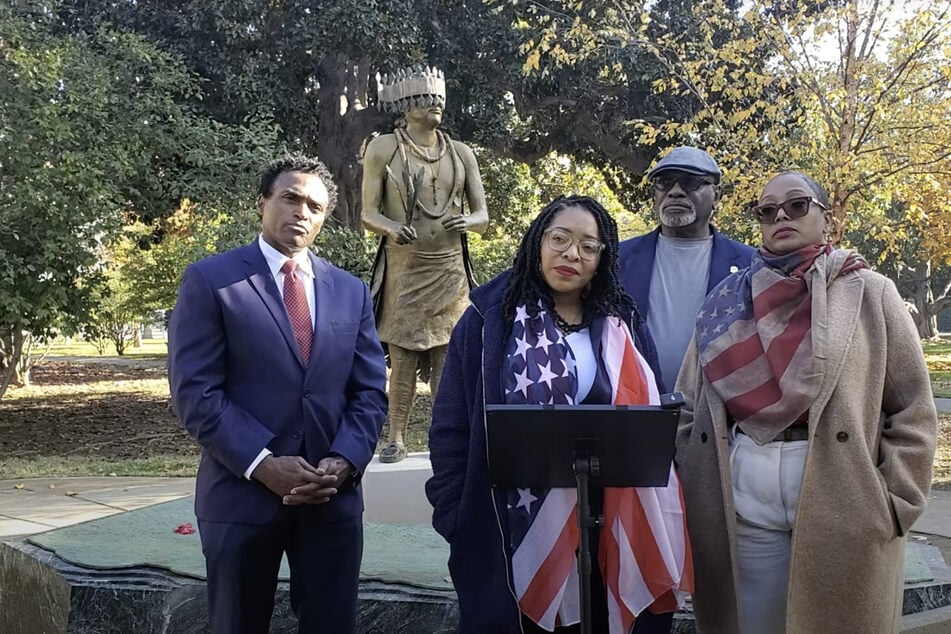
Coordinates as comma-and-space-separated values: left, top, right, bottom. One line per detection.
293, 430, 302, 440
303, 389, 311, 398
700, 432, 708, 443
836, 431, 849, 442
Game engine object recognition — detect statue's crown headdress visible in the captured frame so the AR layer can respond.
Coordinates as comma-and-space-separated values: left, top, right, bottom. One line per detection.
376, 65, 446, 114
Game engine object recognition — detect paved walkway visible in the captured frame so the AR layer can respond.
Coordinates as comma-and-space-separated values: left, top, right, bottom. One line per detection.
936, 397, 951, 413
2, 475, 950, 540
2, 475, 950, 634
0, 476, 194, 538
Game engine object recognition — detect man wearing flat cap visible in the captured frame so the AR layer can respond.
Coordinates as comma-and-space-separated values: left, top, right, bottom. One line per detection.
619, 146, 754, 391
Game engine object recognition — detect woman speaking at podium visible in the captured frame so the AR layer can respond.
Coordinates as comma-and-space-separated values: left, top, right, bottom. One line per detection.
426, 195, 693, 633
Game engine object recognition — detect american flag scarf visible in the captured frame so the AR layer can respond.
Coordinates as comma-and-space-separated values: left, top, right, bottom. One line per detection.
697, 244, 867, 444
503, 304, 693, 632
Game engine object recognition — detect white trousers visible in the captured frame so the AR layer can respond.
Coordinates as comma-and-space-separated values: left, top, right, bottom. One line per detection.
730, 431, 808, 634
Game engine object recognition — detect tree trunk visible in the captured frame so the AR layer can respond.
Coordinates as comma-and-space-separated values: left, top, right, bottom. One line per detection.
315, 55, 390, 231
0, 329, 25, 399
14, 354, 31, 388
903, 260, 939, 338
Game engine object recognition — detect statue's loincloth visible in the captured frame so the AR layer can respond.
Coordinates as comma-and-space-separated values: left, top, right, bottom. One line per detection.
372, 244, 470, 351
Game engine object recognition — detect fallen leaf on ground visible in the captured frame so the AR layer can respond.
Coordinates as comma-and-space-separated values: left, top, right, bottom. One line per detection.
13, 484, 24, 489
173, 523, 196, 535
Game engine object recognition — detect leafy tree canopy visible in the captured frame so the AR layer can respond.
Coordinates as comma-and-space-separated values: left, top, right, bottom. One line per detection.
0, 1, 280, 396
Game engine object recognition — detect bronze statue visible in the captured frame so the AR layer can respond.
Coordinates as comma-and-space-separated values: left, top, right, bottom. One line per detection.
361, 65, 488, 463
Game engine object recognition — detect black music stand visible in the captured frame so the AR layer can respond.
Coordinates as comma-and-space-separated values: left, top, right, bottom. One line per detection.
485, 394, 684, 634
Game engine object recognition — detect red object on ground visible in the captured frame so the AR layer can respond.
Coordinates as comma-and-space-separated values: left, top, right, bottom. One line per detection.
173, 523, 196, 535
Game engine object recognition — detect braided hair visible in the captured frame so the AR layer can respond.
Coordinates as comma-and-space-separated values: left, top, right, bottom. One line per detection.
501, 195, 641, 331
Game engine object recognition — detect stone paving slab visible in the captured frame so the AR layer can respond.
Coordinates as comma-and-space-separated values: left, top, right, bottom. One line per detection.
914, 490, 951, 539
0, 477, 194, 538
935, 398, 951, 413
901, 604, 951, 633
0, 515, 57, 538
1, 495, 123, 530
76, 480, 194, 511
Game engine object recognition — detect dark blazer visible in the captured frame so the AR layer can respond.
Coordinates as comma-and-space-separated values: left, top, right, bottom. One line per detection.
168, 242, 387, 526
618, 225, 755, 318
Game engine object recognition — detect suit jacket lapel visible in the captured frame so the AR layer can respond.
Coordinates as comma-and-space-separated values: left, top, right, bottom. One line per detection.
708, 226, 748, 293
629, 229, 659, 316
242, 243, 305, 367
307, 252, 335, 375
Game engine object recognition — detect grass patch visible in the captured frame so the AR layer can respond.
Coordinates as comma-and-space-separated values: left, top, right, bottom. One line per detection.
935, 414, 951, 489
0, 455, 199, 480
933, 371, 951, 399
923, 337, 951, 397
923, 338, 951, 357
4, 342, 949, 487
38, 336, 168, 358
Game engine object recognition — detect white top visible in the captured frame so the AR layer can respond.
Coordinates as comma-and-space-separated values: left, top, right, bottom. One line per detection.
565, 328, 596, 403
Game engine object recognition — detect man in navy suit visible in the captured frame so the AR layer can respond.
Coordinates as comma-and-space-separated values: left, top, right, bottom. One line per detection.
619, 147, 754, 391
168, 155, 388, 633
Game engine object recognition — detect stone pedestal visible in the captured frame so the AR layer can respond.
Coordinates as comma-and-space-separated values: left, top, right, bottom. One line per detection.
0, 541, 458, 634
2, 483, 949, 634
362, 452, 434, 525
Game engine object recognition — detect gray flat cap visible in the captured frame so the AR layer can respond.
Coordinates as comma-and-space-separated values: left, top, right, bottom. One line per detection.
647, 146, 721, 183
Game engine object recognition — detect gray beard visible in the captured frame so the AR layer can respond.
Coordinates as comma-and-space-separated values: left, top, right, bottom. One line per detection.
659, 209, 697, 228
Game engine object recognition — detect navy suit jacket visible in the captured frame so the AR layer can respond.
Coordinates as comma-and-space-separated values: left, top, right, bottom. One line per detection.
168, 242, 387, 526
618, 225, 755, 318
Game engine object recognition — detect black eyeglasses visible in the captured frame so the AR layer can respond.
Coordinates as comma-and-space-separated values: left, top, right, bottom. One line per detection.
652, 174, 716, 193
544, 228, 605, 261
752, 196, 828, 224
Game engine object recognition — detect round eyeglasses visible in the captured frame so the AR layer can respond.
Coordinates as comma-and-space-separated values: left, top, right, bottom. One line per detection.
544, 228, 604, 261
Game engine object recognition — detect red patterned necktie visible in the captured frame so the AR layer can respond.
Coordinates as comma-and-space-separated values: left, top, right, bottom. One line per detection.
281, 260, 313, 365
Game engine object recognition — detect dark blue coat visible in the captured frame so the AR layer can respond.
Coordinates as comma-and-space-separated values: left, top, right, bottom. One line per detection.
167, 243, 388, 525
425, 271, 661, 633
618, 225, 755, 320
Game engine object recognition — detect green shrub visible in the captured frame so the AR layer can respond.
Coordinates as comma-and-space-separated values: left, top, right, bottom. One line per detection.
314, 226, 377, 284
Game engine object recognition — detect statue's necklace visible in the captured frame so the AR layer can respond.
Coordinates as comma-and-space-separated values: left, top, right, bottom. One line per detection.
401, 130, 448, 163
395, 129, 460, 220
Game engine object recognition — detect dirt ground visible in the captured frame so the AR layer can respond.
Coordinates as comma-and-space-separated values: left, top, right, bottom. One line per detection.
0, 357, 435, 461
0, 359, 198, 460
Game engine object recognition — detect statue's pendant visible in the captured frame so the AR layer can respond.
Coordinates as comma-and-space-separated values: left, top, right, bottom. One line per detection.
429, 159, 441, 203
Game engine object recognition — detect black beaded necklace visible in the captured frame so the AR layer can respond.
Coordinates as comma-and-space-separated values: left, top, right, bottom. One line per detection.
553, 310, 587, 334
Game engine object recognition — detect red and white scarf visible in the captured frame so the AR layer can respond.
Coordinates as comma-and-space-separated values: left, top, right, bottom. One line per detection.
696, 244, 867, 444
504, 309, 693, 632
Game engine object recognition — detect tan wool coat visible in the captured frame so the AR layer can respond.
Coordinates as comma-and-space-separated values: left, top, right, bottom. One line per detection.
675, 268, 938, 634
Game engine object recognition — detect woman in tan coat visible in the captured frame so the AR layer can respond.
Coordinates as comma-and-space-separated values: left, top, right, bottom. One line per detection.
675, 171, 938, 633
